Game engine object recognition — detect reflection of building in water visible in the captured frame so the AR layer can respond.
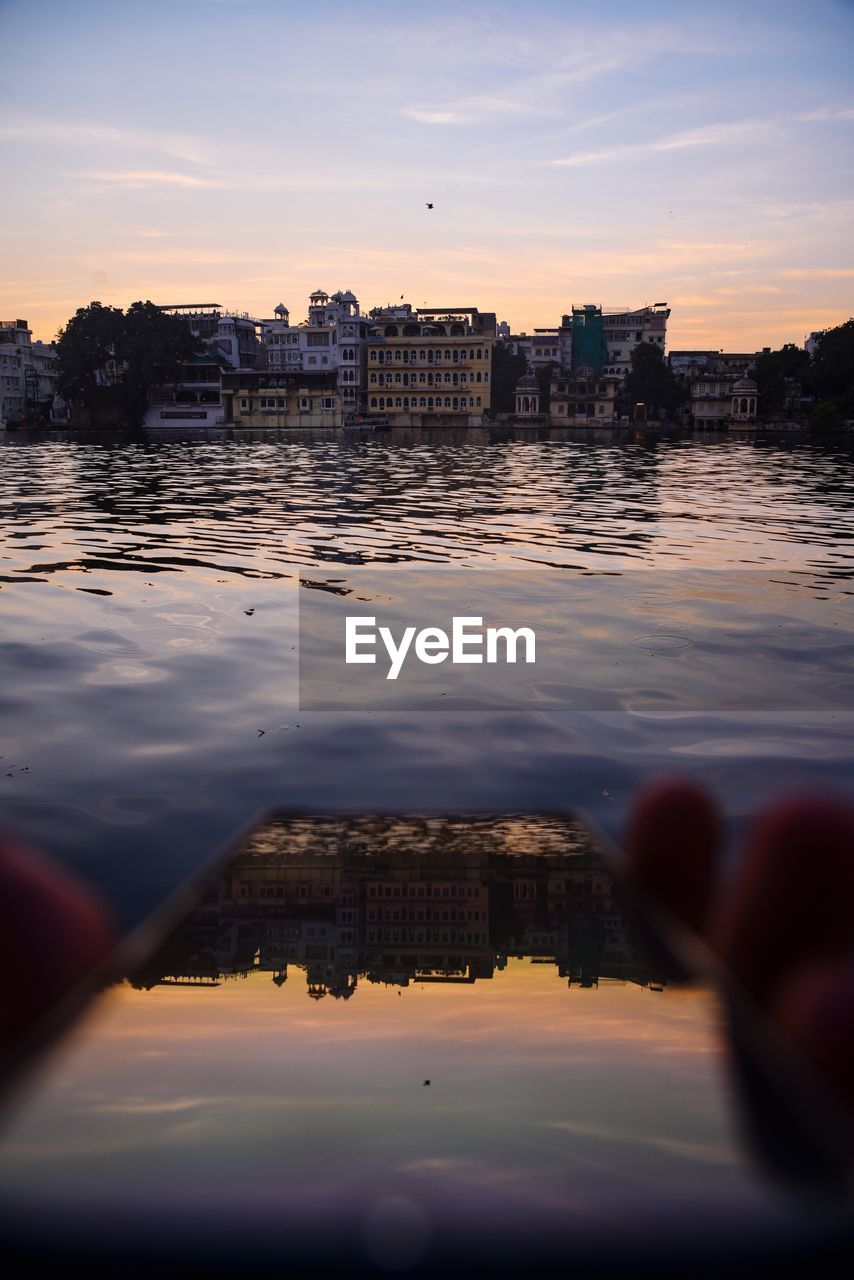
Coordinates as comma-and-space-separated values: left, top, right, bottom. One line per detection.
129, 816, 666, 998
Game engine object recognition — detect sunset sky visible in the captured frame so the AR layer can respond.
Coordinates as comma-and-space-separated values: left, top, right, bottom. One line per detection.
1, 0, 852, 350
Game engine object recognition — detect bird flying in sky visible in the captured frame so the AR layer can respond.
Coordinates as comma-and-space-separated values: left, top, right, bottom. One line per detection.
426, 202, 434, 209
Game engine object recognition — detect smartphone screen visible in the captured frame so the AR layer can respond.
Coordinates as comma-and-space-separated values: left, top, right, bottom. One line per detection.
0, 812, 827, 1271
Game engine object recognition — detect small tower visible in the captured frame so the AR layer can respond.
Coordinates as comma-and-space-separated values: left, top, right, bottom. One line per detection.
273, 302, 289, 323
731, 376, 758, 424
308, 289, 329, 327
515, 370, 540, 418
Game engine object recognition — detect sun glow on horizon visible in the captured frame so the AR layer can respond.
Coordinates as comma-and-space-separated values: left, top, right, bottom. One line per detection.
1, 0, 853, 351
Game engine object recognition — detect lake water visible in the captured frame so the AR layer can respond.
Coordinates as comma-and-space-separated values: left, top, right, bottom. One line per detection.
1, 426, 853, 1256
2, 426, 853, 924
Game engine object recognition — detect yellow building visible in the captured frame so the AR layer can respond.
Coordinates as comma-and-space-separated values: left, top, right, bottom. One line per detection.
366, 304, 496, 426
222, 371, 341, 427
549, 365, 620, 426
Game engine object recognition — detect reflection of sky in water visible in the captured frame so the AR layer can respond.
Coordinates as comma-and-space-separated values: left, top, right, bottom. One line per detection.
0, 431, 853, 930
1, 433, 850, 1249
0, 964, 775, 1224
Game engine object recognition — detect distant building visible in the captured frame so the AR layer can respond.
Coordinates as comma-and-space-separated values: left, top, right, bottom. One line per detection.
0, 319, 62, 426
365, 303, 496, 426
600, 303, 670, 378
221, 369, 341, 428
729, 376, 759, 429
549, 366, 619, 426
261, 289, 370, 416
515, 369, 541, 419
507, 304, 669, 382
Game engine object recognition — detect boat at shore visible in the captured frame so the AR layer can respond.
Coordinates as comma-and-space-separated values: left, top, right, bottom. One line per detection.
144, 402, 226, 429
342, 413, 390, 434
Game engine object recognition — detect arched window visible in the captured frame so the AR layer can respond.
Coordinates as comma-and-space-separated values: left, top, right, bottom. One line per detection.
452, 397, 459, 409
384, 325, 398, 337
403, 397, 409, 408
452, 373, 458, 385
419, 372, 426, 383
420, 397, 426, 407
477, 348, 482, 360
370, 397, 378, 407
395, 397, 402, 407
395, 372, 401, 383
444, 372, 451, 384
476, 396, 482, 406
419, 350, 426, 361
444, 349, 451, 361
427, 397, 434, 408
444, 396, 451, 408
476, 372, 481, 382
370, 372, 377, 383
460, 397, 467, 409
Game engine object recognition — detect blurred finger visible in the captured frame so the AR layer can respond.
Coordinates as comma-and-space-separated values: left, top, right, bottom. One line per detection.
624, 778, 721, 935
0, 835, 116, 1046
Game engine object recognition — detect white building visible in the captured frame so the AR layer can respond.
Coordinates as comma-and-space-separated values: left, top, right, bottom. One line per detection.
261, 289, 369, 414
601, 303, 670, 378
0, 319, 63, 427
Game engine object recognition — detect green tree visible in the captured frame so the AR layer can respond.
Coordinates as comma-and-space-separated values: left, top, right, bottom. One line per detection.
750, 343, 810, 415
809, 399, 844, 432
120, 301, 201, 424
807, 319, 854, 403
535, 360, 556, 412
55, 301, 124, 406
620, 342, 687, 420
55, 300, 202, 425
490, 342, 529, 414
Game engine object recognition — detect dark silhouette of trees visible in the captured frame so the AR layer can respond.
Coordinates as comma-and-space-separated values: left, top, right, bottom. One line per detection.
807, 319, 854, 415
750, 343, 810, 415
490, 342, 528, 414
55, 301, 124, 407
620, 342, 687, 420
55, 300, 201, 425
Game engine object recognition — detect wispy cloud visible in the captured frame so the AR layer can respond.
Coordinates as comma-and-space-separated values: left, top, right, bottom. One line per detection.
545, 118, 775, 167
73, 169, 219, 189
544, 102, 854, 167
781, 267, 854, 279
400, 22, 722, 128
0, 118, 214, 167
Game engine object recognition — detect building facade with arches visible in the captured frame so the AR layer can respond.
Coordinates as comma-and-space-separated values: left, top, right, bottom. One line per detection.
261, 289, 370, 415
364, 303, 496, 426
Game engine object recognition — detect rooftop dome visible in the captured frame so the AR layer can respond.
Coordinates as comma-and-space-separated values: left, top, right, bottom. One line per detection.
516, 371, 539, 390
338, 289, 358, 303
309, 289, 328, 301
733, 376, 757, 393
274, 303, 289, 316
